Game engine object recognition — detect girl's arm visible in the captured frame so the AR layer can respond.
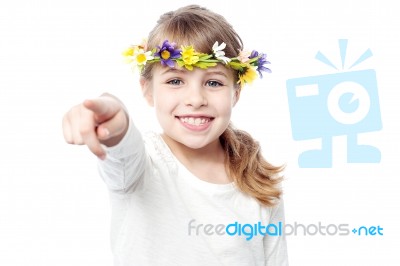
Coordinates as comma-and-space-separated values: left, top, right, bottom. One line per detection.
97, 116, 148, 193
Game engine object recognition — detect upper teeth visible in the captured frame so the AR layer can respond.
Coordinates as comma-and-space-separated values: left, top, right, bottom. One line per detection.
180, 117, 210, 126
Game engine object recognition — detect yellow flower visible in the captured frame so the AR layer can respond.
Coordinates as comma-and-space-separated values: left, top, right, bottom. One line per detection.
122, 46, 139, 63
238, 67, 257, 86
123, 47, 135, 57
180, 45, 199, 70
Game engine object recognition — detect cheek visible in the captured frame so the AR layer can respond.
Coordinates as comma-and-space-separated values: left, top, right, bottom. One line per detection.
215, 95, 235, 116
153, 90, 175, 113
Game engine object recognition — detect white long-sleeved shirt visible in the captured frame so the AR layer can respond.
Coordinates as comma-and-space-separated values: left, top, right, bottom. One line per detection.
98, 120, 288, 266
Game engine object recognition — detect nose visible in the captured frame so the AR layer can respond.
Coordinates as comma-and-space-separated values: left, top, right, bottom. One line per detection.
184, 84, 208, 108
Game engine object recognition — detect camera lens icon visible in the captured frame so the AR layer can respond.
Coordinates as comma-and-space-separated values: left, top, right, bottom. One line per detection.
327, 81, 370, 125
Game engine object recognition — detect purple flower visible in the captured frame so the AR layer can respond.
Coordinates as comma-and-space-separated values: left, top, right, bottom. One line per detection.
249, 50, 259, 59
250, 50, 271, 78
154, 40, 182, 68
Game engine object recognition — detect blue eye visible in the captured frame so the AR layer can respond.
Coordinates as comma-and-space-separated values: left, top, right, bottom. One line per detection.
167, 79, 183, 85
207, 80, 223, 87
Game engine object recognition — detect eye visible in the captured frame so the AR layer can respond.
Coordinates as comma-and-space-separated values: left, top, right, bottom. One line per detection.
206, 80, 223, 87
167, 79, 183, 86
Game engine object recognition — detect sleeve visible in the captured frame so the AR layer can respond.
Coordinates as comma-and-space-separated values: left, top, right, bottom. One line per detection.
97, 118, 148, 194
264, 199, 289, 266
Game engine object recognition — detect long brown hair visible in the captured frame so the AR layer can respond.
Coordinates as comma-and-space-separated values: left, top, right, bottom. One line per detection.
142, 5, 283, 206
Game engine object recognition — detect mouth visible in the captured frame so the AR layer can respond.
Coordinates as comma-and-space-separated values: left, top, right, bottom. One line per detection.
175, 115, 214, 131
177, 116, 213, 126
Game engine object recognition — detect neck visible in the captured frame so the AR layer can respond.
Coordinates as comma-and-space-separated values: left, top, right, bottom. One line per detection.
162, 134, 231, 184
161, 134, 225, 165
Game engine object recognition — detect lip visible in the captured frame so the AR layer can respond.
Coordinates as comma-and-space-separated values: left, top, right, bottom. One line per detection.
176, 114, 214, 132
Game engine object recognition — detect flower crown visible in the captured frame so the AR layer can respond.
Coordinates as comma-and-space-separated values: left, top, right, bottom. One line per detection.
123, 39, 271, 87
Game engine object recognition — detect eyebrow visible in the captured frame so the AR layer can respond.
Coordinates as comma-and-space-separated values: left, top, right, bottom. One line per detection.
206, 70, 228, 78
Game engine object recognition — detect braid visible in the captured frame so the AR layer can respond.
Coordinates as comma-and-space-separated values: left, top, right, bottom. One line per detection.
220, 124, 283, 206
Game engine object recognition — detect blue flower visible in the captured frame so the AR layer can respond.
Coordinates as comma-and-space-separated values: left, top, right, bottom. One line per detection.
250, 50, 271, 78
154, 40, 182, 68
249, 50, 259, 59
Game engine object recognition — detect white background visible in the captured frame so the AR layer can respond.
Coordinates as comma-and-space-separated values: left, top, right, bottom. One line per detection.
1, 0, 399, 265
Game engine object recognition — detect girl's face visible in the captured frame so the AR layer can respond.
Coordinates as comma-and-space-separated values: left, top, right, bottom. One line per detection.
141, 64, 240, 150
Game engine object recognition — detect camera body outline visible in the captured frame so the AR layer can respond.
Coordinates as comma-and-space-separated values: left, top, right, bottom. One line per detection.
286, 69, 382, 168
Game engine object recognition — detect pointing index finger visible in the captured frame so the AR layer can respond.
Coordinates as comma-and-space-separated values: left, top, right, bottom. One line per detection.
83, 97, 121, 124
83, 98, 109, 116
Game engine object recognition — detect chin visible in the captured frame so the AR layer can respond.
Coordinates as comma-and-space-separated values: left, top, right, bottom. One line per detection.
178, 137, 212, 150
170, 133, 218, 150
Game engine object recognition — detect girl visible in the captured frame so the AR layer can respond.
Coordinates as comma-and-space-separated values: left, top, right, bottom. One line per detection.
63, 5, 288, 266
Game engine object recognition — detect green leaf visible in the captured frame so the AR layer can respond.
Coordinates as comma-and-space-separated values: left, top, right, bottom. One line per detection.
228, 61, 245, 71
198, 54, 213, 60
176, 60, 185, 67
194, 61, 217, 69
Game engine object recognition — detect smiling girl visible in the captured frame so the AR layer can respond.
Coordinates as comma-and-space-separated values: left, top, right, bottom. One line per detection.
63, 4, 288, 266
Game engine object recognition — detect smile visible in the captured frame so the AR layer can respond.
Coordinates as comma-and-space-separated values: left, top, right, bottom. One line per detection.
176, 115, 214, 131
179, 116, 211, 126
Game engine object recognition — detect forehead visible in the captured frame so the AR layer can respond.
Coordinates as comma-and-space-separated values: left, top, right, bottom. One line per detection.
154, 63, 236, 78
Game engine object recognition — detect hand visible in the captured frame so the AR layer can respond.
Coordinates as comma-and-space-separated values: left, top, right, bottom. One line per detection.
62, 94, 128, 159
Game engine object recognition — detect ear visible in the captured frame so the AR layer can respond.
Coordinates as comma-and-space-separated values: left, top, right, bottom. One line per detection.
140, 77, 154, 107
232, 87, 241, 107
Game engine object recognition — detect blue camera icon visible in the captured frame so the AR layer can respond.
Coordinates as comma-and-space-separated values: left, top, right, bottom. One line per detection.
286, 69, 382, 168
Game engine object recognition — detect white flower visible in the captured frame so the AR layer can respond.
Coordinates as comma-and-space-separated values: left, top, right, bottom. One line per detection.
212, 41, 231, 64
132, 49, 154, 66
